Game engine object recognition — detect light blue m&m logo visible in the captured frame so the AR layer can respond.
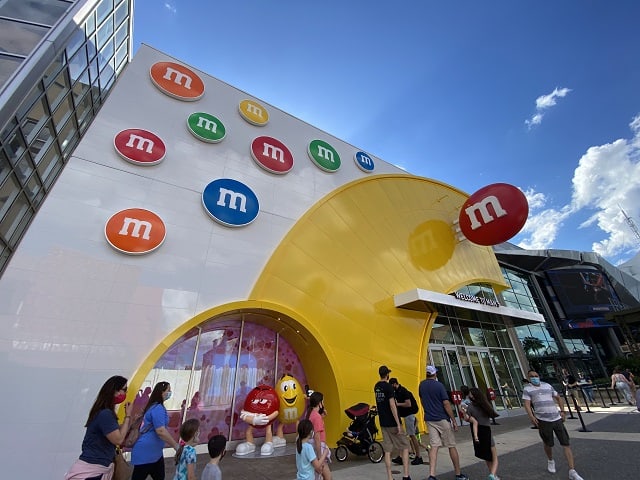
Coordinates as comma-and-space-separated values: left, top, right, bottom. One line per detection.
202, 178, 260, 227
354, 151, 375, 173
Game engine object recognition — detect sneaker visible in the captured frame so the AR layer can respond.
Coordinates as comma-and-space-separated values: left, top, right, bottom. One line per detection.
487, 475, 497, 480
410, 456, 424, 465
569, 469, 584, 480
455, 475, 469, 480
392, 456, 403, 465
548, 459, 556, 473
402, 477, 412, 480
409, 452, 416, 459
427, 476, 438, 480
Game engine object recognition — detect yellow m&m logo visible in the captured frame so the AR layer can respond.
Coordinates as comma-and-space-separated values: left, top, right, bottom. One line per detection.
239, 99, 269, 126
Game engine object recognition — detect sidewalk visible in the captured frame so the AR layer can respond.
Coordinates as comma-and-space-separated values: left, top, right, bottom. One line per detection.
165, 404, 640, 479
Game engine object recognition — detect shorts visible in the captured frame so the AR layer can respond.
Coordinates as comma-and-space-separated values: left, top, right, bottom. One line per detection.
403, 414, 417, 436
380, 426, 410, 453
537, 419, 570, 447
427, 419, 456, 448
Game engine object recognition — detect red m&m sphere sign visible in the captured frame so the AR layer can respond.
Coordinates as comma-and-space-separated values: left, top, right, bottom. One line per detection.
458, 183, 528, 246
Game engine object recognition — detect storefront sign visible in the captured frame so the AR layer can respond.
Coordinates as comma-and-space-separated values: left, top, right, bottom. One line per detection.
458, 183, 528, 246
251, 136, 294, 174
308, 139, 341, 172
202, 178, 260, 227
239, 99, 269, 126
187, 112, 226, 143
354, 151, 375, 173
114, 128, 166, 165
150, 61, 205, 101
105, 208, 166, 254
453, 291, 500, 308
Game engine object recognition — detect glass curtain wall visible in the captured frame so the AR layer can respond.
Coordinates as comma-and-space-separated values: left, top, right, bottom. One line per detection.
0, 0, 131, 275
429, 303, 525, 410
131, 312, 308, 445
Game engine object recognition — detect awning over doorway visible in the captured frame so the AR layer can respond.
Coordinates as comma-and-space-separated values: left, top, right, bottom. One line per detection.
394, 288, 544, 327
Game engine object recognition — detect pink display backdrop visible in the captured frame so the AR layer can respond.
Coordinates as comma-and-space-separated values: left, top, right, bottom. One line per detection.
132, 318, 307, 443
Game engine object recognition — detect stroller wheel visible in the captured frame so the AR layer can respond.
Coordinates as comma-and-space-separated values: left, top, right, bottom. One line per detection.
368, 441, 384, 463
335, 445, 348, 462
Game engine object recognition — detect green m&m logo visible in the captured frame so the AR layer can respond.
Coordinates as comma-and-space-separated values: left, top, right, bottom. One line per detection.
187, 112, 226, 143
308, 139, 340, 172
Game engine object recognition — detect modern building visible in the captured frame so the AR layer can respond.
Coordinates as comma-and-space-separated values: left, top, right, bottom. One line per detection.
495, 245, 640, 383
0, 43, 546, 478
0, 0, 133, 275
1, 6, 637, 479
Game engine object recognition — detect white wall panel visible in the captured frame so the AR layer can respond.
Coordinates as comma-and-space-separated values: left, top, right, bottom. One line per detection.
0, 44, 409, 479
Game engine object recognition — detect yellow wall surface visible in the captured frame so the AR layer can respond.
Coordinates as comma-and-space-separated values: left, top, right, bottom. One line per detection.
124, 174, 508, 443
249, 174, 508, 439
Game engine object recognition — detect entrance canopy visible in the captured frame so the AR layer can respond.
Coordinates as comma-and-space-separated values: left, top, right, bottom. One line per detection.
394, 288, 544, 327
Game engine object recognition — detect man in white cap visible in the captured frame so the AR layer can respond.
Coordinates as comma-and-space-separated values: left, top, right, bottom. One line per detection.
418, 365, 468, 480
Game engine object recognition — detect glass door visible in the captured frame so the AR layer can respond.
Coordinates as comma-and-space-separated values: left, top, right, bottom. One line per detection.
428, 346, 471, 394
467, 348, 501, 407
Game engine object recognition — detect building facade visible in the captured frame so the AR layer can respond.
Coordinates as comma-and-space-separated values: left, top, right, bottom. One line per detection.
495, 246, 640, 384
0, 0, 133, 274
0, 44, 546, 478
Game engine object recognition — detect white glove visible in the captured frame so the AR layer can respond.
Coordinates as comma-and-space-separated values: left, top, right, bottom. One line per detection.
240, 410, 270, 426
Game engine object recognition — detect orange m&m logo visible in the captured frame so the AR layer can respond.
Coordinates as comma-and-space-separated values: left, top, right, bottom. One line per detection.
105, 208, 166, 255
150, 62, 205, 101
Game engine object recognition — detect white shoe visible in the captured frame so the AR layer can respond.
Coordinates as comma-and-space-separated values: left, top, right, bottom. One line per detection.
260, 441, 274, 456
272, 436, 287, 448
569, 469, 584, 480
548, 459, 556, 473
235, 442, 255, 456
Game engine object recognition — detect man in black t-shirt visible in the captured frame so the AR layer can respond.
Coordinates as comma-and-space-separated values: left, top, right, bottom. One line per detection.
390, 378, 424, 466
374, 365, 411, 480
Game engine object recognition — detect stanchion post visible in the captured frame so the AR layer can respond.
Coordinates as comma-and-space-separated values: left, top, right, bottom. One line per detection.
596, 386, 610, 408
612, 385, 622, 403
563, 391, 576, 419
579, 388, 592, 413
571, 393, 591, 432
605, 386, 616, 406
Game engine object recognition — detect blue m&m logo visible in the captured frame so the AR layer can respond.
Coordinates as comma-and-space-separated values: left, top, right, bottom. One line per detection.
202, 178, 260, 227
354, 151, 375, 173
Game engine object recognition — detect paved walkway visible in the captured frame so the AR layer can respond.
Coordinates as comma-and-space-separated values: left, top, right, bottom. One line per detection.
165, 404, 640, 479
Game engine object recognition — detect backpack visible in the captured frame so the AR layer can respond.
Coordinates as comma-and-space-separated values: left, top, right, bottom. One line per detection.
122, 406, 154, 448
397, 388, 419, 417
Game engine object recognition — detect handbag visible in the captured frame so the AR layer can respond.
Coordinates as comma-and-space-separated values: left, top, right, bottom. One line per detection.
113, 448, 133, 480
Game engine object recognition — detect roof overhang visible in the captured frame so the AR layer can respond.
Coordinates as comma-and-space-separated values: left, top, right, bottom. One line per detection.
394, 288, 544, 326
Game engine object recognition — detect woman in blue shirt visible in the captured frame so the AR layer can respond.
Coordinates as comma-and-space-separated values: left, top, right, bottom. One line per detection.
65, 375, 134, 479
131, 381, 180, 480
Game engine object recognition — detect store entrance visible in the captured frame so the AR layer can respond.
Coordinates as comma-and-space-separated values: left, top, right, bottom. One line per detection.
428, 345, 502, 407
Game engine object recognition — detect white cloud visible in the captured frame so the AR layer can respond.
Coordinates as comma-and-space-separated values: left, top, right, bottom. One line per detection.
525, 87, 572, 129
522, 188, 547, 210
516, 115, 640, 261
164, 2, 177, 13
570, 116, 640, 258
516, 191, 572, 250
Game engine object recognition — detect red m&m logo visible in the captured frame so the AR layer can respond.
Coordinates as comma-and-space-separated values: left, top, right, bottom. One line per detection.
458, 183, 528, 246
114, 129, 166, 166
250, 136, 294, 174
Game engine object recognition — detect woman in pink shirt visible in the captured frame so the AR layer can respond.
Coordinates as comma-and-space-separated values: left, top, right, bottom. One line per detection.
307, 392, 332, 480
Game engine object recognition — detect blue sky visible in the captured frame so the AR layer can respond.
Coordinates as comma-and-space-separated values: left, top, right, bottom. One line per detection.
133, 1, 640, 265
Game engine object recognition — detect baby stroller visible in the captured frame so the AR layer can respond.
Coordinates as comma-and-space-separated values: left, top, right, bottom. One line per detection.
335, 402, 383, 463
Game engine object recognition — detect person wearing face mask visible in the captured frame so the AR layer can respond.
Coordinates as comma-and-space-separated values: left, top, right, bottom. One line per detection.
131, 381, 180, 480
65, 375, 134, 479
306, 391, 332, 480
522, 370, 584, 480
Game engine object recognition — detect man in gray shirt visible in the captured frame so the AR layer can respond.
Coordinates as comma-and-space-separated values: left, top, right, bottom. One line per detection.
522, 369, 584, 480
